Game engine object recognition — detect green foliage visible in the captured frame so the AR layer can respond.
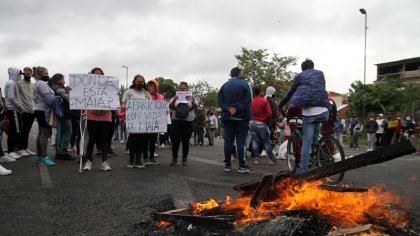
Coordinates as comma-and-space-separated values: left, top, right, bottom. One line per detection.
235, 47, 298, 95
201, 89, 219, 108
190, 80, 213, 106
348, 79, 420, 119
118, 84, 128, 103
190, 80, 219, 108
155, 77, 177, 100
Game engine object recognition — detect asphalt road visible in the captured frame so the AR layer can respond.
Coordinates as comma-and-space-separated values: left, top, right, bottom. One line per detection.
1, 126, 419, 235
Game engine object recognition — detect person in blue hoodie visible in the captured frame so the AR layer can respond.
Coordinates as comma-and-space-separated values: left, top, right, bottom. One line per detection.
278, 59, 331, 173
217, 67, 253, 173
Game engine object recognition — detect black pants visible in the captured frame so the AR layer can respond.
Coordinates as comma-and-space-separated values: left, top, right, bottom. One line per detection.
375, 133, 382, 148
86, 121, 110, 162
171, 120, 193, 161
129, 133, 148, 164
18, 112, 35, 150
107, 118, 116, 151
196, 126, 204, 145
147, 133, 158, 159
159, 124, 171, 145
6, 110, 23, 153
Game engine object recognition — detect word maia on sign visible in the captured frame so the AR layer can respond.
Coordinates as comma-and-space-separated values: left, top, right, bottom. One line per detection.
69, 74, 120, 110
126, 100, 168, 133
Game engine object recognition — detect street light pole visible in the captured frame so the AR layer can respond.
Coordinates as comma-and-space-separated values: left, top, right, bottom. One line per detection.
122, 65, 128, 88
359, 8, 367, 85
359, 8, 367, 123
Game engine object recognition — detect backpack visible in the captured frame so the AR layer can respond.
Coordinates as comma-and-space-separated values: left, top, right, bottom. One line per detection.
175, 103, 190, 119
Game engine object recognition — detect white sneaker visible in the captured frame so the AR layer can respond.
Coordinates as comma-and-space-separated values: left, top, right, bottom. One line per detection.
120, 140, 125, 144
25, 149, 36, 155
8, 152, 22, 160
261, 150, 267, 157
84, 160, 92, 171
160, 144, 165, 148
0, 154, 16, 163
0, 164, 12, 175
18, 150, 30, 157
101, 161, 111, 171
154, 153, 158, 157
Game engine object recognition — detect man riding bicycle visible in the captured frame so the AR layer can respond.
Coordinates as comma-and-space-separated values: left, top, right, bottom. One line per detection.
278, 59, 331, 173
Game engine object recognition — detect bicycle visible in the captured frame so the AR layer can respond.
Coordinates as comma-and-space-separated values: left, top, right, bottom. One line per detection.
285, 117, 345, 184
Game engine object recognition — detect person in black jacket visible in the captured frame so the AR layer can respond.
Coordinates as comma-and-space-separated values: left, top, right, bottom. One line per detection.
365, 113, 379, 151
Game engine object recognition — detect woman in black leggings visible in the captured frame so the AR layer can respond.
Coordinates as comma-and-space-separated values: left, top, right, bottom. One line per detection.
168, 82, 197, 166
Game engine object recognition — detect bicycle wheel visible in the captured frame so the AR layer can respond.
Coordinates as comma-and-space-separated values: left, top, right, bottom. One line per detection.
286, 133, 301, 173
317, 136, 345, 184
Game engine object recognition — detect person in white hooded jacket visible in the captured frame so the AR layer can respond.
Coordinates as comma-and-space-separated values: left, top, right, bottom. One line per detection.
4, 67, 24, 160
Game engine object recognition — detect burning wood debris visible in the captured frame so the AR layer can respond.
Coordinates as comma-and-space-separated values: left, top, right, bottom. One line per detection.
148, 141, 418, 235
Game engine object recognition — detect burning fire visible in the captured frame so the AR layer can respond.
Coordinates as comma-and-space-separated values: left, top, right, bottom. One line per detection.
191, 179, 409, 228
157, 220, 173, 227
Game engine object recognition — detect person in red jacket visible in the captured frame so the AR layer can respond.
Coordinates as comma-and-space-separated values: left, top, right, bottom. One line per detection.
249, 86, 276, 165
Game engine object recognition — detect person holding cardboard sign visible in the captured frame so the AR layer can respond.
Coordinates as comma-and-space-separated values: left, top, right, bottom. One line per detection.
145, 79, 165, 165
121, 74, 152, 168
168, 82, 198, 166
83, 68, 112, 171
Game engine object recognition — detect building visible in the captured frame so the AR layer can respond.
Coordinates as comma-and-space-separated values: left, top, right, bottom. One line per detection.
328, 91, 349, 118
375, 57, 420, 83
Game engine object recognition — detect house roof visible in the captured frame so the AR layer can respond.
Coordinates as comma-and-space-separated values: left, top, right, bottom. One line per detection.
328, 91, 344, 96
375, 57, 420, 66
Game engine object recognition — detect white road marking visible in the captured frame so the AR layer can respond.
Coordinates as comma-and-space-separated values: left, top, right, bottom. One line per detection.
39, 164, 52, 188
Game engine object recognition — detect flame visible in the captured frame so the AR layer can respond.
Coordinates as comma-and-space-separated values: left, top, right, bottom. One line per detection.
191, 179, 409, 228
157, 221, 173, 227
191, 198, 219, 214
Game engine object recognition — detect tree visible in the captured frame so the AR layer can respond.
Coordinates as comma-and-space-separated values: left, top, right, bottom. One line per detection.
235, 47, 298, 95
190, 80, 214, 106
347, 79, 411, 118
155, 77, 178, 100
201, 89, 219, 108
118, 84, 128, 103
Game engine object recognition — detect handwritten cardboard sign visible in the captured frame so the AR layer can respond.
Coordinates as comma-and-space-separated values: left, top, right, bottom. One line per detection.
69, 74, 120, 110
126, 100, 168, 133
176, 91, 193, 103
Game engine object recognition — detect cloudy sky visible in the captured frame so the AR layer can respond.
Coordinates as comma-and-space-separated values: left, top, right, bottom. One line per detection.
1, 0, 419, 94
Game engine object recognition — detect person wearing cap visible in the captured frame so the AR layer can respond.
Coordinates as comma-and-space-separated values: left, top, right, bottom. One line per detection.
16, 67, 36, 156
265, 86, 279, 143
375, 114, 384, 148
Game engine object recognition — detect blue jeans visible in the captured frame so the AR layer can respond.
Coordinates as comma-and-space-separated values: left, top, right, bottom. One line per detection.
301, 110, 329, 173
55, 118, 72, 154
223, 119, 249, 168
119, 122, 127, 142
249, 121, 274, 160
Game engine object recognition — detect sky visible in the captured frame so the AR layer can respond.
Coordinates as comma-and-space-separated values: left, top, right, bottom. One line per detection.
1, 0, 419, 94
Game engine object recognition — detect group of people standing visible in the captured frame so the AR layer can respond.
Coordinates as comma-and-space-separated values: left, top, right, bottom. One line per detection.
345, 112, 417, 152
0, 66, 200, 175
218, 59, 331, 174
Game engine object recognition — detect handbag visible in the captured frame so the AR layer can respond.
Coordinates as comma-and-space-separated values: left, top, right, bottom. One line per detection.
49, 111, 57, 128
